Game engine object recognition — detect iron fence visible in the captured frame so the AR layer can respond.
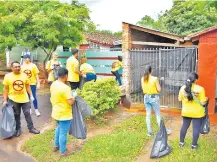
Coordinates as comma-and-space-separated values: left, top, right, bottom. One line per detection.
130, 47, 197, 108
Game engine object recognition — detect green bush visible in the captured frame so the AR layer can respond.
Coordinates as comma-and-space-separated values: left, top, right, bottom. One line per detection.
78, 78, 121, 117
0, 53, 6, 62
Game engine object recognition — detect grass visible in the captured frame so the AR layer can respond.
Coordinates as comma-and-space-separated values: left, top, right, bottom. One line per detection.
160, 137, 217, 162
0, 82, 3, 94
21, 115, 158, 162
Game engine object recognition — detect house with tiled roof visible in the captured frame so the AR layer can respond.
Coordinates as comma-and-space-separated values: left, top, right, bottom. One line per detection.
79, 32, 121, 50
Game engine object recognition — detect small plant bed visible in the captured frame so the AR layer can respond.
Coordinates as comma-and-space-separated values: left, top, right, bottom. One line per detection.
21, 115, 158, 162
161, 127, 217, 162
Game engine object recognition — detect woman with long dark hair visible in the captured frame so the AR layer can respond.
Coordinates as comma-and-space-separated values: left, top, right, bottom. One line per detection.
178, 72, 207, 149
141, 66, 161, 136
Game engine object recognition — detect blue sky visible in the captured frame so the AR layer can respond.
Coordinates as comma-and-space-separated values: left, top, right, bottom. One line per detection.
61, 0, 173, 32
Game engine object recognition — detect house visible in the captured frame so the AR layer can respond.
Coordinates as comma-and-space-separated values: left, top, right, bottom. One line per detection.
79, 32, 121, 50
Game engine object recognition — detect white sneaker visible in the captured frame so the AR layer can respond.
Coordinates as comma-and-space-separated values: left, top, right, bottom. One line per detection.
35, 109, 41, 117
30, 109, 32, 115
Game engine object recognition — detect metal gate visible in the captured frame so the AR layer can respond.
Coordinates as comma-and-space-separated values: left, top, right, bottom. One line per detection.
130, 47, 197, 108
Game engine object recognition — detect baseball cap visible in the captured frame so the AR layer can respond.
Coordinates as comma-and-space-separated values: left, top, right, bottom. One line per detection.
23, 54, 31, 59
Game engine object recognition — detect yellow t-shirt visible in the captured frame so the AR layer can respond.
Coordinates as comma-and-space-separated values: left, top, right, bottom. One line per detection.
21, 63, 39, 85
50, 80, 73, 121
3, 72, 30, 103
66, 56, 80, 82
179, 84, 206, 118
46, 60, 61, 82
111, 60, 123, 72
141, 76, 158, 94
80, 63, 95, 74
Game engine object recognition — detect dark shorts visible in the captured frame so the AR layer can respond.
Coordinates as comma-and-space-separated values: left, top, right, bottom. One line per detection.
69, 82, 80, 90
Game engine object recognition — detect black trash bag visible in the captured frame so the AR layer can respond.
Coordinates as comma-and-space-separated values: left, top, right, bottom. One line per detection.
69, 100, 87, 139
150, 120, 171, 159
79, 77, 86, 90
75, 96, 93, 119
0, 102, 16, 139
200, 99, 210, 134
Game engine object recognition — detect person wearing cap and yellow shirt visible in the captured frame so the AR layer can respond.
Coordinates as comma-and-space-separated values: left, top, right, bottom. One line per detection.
178, 72, 207, 149
80, 57, 97, 82
66, 49, 82, 90
46, 52, 62, 84
21, 54, 41, 116
2, 61, 40, 137
111, 56, 123, 86
141, 66, 161, 137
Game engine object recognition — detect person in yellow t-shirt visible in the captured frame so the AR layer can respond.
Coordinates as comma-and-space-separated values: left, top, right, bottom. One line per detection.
80, 57, 97, 82
21, 54, 41, 116
50, 67, 75, 156
178, 72, 207, 149
66, 49, 82, 90
2, 61, 40, 137
111, 56, 123, 86
46, 52, 62, 84
141, 66, 161, 136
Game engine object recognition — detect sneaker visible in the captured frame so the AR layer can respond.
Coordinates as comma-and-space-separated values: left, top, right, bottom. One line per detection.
35, 109, 41, 117
179, 142, 185, 147
29, 128, 40, 134
53, 146, 59, 152
191, 144, 198, 150
60, 150, 72, 157
147, 132, 153, 137
30, 109, 32, 115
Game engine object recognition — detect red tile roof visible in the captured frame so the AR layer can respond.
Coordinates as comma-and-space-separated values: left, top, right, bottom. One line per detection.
83, 32, 121, 45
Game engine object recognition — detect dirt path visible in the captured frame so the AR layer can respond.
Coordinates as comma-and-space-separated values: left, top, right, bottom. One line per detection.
136, 115, 182, 162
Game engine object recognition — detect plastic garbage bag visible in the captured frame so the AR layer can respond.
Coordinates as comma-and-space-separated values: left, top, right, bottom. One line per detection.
75, 96, 93, 119
79, 77, 86, 90
0, 102, 16, 139
69, 100, 87, 139
150, 120, 171, 158
200, 99, 210, 134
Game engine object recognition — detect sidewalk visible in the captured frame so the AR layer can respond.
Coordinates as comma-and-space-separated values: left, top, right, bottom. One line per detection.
0, 94, 52, 162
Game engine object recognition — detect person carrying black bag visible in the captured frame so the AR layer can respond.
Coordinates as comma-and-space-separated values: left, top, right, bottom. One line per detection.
178, 72, 208, 149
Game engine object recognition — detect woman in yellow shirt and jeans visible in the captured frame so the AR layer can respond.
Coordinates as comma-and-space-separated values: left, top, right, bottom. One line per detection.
178, 72, 207, 149
141, 66, 161, 136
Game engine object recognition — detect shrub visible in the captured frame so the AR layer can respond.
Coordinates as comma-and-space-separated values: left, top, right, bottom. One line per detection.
78, 78, 121, 117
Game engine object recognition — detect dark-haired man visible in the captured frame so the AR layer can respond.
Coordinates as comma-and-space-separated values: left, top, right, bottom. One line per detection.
2, 61, 40, 137
50, 67, 75, 156
66, 49, 82, 90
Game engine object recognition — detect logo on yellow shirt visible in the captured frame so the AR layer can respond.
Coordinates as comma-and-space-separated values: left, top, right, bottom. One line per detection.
24, 69, 32, 78
13, 80, 24, 91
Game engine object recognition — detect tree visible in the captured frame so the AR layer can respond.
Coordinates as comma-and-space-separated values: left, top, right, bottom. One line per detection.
136, 0, 217, 35
0, 1, 95, 66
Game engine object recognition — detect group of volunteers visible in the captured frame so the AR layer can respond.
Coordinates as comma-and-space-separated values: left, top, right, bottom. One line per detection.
2, 47, 206, 157
141, 66, 208, 150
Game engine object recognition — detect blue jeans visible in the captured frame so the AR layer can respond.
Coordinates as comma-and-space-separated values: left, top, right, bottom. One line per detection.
30, 85, 38, 109
111, 71, 122, 86
144, 95, 161, 133
86, 73, 97, 82
54, 120, 72, 153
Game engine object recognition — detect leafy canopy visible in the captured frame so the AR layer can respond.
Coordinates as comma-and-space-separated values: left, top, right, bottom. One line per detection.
0, 0, 95, 62
137, 0, 217, 35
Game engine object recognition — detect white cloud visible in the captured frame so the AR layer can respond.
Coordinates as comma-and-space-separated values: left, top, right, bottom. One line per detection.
79, 0, 173, 32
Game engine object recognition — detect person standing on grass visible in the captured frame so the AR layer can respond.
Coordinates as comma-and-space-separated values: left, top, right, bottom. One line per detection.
111, 56, 123, 86
178, 72, 207, 149
46, 52, 62, 85
2, 61, 40, 137
141, 66, 161, 136
50, 67, 75, 156
21, 54, 41, 116
66, 49, 82, 90
80, 57, 97, 82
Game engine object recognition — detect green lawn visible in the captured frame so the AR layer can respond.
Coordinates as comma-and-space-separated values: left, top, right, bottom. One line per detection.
21, 115, 158, 162
161, 137, 217, 162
